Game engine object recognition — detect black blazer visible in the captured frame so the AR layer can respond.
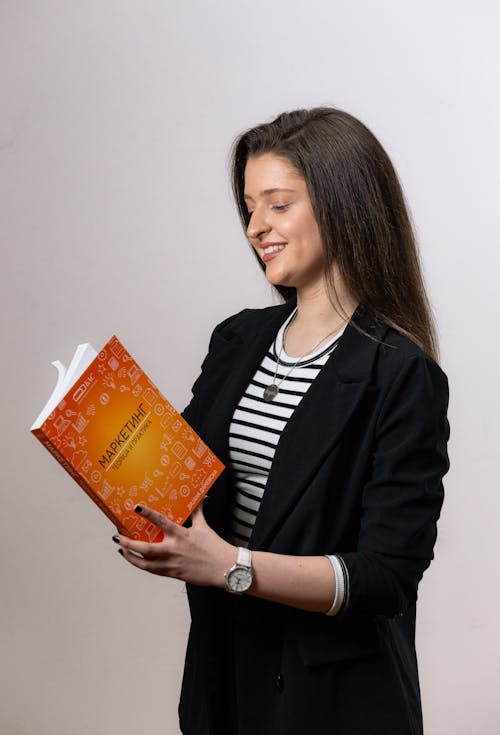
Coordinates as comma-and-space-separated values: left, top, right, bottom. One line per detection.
178, 301, 450, 735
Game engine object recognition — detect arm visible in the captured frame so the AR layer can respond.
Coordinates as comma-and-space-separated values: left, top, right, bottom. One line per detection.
115, 505, 336, 614
337, 352, 450, 620
116, 350, 448, 621
181, 309, 251, 427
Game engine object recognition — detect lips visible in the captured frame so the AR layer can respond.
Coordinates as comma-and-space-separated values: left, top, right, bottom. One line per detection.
260, 243, 286, 263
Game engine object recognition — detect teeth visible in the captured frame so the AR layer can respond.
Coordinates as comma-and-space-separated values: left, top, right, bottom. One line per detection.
263, 244, 285, 255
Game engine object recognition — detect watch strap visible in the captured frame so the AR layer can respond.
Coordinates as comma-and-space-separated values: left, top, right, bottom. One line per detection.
236, 546, 252, 568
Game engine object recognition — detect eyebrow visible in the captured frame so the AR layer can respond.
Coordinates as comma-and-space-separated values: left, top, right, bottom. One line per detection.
243, 188, 296, 201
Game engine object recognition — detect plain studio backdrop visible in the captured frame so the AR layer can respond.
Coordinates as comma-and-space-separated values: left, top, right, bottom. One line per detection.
1, 2, 499, 733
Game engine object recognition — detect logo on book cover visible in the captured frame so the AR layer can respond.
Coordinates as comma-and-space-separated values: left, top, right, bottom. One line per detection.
73, 373, 96, 404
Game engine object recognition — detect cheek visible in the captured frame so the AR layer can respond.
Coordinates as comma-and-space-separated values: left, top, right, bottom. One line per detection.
301, 223, 323, 259
296, 209, 322, 244
279, 214, 313, 241
274, 219, 295, 238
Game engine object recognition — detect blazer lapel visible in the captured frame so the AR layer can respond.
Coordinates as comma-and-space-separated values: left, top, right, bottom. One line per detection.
198, 301, 296, 534
249, 311, 387, 551
200, 301, 296, 464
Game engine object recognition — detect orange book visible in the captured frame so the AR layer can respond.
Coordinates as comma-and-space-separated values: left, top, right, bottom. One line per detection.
31, 336, 224, 542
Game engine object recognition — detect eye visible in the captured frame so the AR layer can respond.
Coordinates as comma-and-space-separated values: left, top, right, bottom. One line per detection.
270, 203, 290, 212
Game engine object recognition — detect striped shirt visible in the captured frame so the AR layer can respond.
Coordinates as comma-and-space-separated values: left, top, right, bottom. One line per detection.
229, 309, 345, 547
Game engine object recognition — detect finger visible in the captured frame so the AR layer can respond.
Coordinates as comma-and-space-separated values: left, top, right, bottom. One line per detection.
134, 504, 179, 534
116, 535, 166, 559
118, 547, 172, 576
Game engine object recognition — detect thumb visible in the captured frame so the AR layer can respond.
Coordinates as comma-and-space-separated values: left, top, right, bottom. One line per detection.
191, 503, 207, 526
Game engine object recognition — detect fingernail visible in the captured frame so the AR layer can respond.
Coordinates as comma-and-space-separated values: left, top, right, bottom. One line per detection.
112, 535, 120, 544
118, 548, 124, 556
134, 505, 143, 514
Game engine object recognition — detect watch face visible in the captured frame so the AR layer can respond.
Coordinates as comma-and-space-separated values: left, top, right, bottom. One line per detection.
227, 566, 253, 593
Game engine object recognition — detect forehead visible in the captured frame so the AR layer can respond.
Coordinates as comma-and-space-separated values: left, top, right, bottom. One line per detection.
244, 154, 304, 196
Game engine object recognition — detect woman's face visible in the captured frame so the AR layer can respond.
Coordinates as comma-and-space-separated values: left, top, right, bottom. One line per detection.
244, 154, 325, 292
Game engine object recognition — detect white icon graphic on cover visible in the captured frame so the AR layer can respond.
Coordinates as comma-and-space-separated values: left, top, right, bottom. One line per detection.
81, 459, 92, 475
99, 480, 114, 500
71, 450, 88, 469
53, 415, 70, 436
72, 413, 89, 433
127, 365, 142, 385
62, 434, 77, 450
102, 373, 116, 390
109, 498, 122, 516
172, 442, 187, 460
109, 339, 124, 360
143, 387, 157, 406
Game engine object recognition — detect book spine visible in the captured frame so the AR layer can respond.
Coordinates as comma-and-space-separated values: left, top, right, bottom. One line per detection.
31, 428, 127, 535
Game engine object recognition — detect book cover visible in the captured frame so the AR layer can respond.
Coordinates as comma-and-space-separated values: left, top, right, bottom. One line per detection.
31, 336, 224, 542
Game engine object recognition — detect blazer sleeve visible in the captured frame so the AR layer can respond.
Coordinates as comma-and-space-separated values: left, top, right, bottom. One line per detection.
181, 309, 250, 428
337, 352, 450, 621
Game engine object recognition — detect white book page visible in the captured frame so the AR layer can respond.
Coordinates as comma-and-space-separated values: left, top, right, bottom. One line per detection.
31, 343, 98, 430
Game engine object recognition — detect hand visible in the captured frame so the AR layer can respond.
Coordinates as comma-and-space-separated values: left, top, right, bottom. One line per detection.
114, 505, 236, 588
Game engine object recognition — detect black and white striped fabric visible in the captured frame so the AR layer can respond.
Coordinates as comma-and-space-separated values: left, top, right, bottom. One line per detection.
229, 309, 345, 547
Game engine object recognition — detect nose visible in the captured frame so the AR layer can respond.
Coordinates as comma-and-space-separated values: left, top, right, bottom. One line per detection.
246, 208, 271, 240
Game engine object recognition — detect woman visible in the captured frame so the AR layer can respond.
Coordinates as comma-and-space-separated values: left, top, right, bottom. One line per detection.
114, 107, 450, 734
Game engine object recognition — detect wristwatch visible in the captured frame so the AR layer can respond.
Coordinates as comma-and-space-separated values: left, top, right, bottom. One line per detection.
224, 547, 253, 594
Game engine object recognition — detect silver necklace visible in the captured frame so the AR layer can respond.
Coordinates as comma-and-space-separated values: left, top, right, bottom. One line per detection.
263, 315, 344, 402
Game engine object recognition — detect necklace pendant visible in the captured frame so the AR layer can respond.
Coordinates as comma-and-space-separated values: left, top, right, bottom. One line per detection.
263, 384, 279, 402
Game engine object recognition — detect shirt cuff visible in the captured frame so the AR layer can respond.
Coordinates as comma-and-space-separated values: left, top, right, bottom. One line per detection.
324, 554, 349, 616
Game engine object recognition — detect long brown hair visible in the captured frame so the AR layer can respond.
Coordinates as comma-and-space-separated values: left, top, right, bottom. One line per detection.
231, 107, 438, 360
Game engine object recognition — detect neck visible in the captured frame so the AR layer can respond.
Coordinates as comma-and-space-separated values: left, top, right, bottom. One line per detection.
294, 279, 358, 331
282, 277, 357, 358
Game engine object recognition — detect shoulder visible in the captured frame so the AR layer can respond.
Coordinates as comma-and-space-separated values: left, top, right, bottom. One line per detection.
380, 327, 447, 381
338, 308, 448, 392
342, 308, 448, 409
371, 326, 449, 412
211, 301, 294, 342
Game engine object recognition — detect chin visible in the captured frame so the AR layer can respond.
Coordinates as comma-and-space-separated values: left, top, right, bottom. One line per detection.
265, 267, 294, 289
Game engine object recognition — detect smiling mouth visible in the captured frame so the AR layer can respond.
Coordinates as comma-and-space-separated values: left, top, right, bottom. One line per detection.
262, 244, 286, 255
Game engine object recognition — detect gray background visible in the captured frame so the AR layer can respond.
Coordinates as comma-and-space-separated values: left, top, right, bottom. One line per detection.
2, 1, 499, 733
